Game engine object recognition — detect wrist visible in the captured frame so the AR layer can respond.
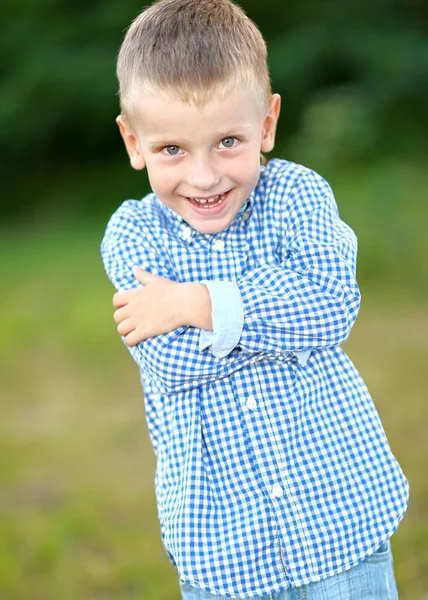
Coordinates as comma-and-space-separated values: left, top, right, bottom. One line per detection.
179, 283, 213, 330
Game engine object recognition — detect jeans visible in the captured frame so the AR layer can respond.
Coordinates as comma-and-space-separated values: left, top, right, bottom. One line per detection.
178, 541, 398, 599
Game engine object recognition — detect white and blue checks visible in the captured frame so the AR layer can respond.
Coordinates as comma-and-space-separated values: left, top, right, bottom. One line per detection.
101, 159, 409, 599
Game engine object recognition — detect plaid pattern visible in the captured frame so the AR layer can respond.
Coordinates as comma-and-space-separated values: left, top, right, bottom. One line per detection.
101, 159, 409, 599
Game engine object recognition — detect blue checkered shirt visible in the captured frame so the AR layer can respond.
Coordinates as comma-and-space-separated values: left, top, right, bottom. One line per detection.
101, 159, 409, 598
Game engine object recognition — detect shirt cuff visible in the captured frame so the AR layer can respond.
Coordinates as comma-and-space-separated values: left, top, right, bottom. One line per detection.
294, 350, 311, 366
199, 281, 244, 358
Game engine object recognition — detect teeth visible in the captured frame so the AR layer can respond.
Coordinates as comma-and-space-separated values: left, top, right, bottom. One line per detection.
188, 192, 227, 206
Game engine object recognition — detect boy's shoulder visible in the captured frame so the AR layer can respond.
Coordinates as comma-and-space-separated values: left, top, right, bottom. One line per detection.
102, 192, 174, 246
261, 158, 332, 198
257, 158, 335, 224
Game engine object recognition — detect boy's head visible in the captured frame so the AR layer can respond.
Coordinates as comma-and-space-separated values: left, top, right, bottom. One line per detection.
116, 0, 281, 234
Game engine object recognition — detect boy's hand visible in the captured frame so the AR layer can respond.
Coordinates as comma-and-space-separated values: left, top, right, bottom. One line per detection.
113, 267, 212, 346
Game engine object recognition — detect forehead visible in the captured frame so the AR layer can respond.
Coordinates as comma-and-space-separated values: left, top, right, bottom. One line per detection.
132, 86, 266, 138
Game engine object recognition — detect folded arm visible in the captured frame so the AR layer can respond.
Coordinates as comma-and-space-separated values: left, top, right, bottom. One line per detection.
200, 184, 360, 359
101, 205, 267, 395
101, 173, 360, 394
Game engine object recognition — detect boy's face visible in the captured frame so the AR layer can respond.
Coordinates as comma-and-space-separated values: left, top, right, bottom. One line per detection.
117, 87, 281, 234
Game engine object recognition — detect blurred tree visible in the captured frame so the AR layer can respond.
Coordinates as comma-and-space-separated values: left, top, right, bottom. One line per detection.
1, 0, 427, 218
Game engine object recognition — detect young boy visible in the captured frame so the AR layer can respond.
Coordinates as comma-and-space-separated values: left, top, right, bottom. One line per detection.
101, 0, 409, 598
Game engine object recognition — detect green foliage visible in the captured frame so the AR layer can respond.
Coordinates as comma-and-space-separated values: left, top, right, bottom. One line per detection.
266, 2, 428, 154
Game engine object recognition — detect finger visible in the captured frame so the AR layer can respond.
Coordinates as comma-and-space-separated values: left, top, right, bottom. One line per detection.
132, 266, 163, 285
113, 306, 128, 325
113, 291, 129, 308
125, 328, 147, 347
117, 318, 134, 337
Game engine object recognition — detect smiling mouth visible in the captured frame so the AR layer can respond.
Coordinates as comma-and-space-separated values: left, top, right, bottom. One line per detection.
186, 192, 228, 208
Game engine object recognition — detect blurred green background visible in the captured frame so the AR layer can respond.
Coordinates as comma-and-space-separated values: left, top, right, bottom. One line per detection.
1, 0, 427, 598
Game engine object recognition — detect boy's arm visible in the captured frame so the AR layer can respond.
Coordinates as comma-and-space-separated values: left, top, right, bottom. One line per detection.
101, 202, 268, 396
199, 171, 360, 360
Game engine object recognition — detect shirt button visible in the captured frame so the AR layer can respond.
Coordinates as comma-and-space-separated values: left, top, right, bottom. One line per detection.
272, 483, 284, 498
213, 239, 225, 251
246, 398, 257, 410
242, 210, 251, 221
181, 227, 193, 241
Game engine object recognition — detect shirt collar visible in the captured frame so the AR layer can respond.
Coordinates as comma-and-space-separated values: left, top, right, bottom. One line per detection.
155, 194, 253, 244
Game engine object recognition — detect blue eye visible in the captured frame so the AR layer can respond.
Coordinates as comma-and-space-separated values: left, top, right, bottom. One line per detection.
220, 137, 237, 149
163, 145, 181, 156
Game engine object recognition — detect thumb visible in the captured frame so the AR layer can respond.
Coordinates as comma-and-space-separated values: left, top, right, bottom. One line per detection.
132, 266, 163, 285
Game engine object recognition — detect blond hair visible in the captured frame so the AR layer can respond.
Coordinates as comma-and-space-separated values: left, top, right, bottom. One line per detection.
117, 0, 272, 122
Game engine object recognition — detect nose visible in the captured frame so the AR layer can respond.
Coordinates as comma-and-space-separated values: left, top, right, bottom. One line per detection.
186, 154, 220, 191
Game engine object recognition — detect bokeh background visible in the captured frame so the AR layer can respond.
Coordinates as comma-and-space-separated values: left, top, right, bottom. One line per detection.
1, 0, 427, 598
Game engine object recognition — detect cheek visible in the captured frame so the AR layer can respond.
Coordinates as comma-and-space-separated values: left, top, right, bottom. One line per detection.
232, 152, 261, 187
146, 163, 177, 195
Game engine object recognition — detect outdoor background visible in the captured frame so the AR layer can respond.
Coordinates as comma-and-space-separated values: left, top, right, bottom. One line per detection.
1, 0, 427, 598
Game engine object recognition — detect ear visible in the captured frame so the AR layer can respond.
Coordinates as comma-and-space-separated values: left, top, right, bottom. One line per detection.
116, 115, 146, 170
261, 94, 281, 153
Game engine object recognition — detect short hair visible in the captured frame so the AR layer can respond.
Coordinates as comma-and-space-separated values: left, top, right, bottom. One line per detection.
117, 0, 272, 123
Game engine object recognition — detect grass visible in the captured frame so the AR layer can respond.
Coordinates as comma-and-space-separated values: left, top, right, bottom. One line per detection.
0, 223, 179, 600
0, 158, 427, 599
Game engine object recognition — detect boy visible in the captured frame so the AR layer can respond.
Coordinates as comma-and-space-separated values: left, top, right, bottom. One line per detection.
101, 0, 409, 598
